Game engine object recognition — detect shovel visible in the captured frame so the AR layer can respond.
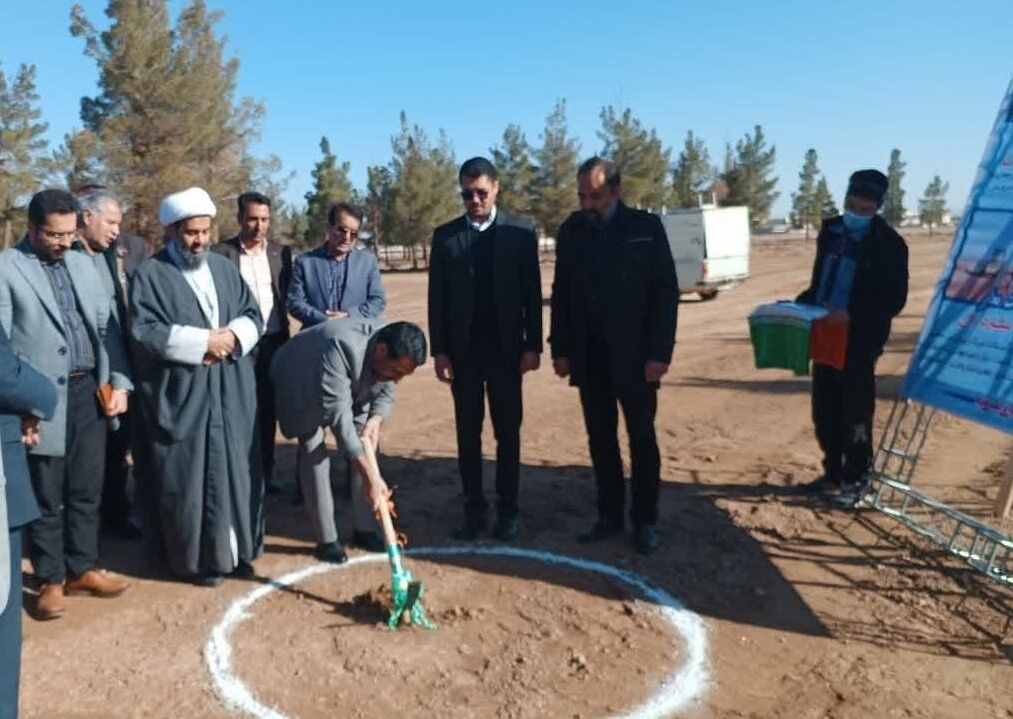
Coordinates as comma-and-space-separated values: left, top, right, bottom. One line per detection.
363, 436, 436, 631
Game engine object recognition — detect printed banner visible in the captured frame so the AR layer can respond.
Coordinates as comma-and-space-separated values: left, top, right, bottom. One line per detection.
903, 78, 1013, 433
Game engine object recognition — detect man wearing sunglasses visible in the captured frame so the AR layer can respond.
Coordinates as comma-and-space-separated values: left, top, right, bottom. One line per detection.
286, 202, 386, 328
428, 157, 542, 541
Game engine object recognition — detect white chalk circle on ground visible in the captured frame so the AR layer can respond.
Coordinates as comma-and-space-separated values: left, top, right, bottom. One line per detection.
205, 545, 709, 719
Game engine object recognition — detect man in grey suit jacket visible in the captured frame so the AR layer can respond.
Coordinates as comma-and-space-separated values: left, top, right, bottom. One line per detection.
0, 324, 56, 719
0, 190, 133, 621
270, 319, 426, 562
286, 202, 386, 328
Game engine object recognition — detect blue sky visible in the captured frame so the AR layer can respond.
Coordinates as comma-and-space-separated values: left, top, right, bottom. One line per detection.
2, 1, 1010, 219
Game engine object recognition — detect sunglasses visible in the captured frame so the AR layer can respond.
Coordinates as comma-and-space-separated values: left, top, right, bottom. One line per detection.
459, 189, 490, 201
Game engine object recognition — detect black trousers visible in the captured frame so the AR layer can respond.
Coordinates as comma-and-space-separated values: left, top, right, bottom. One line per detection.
451, 338, 522, 520
26, 373, 107, 584
1, 529, 22, 719
578, 381, 660, 527
812, 353, 877, 484
101, 408, 133, 527
251, 332, 286, 482
577, 333, 661, 527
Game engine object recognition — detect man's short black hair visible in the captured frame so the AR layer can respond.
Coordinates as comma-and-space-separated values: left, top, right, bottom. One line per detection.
28, 189, 78, 227
459, 156, 498, 183
327, 201, 364, 226
375, 322, 427, 367
237, 191, 272, 215
577, 156, 621, 187
846, 169, 889, 207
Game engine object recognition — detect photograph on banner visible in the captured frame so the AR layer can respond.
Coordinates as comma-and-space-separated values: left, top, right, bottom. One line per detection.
904, 79, 1013, 433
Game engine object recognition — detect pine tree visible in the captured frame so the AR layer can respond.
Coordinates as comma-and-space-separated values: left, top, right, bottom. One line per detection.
71, 0, 273, 243
598, 105, 670, 210
49, 128, 103, 191
720, 124, 779, 227
303, 136, 354, 247
532, 99, 580, 238
364, 164, 393, 257
790, 148, 820, 238
882, 148, 906, 226
385, 111, 458, 268
490, 124, 536, 217
919, 174, 950, 238
814, 176, 838, 223
670, 130, 714, 209
0, 63, 49, 248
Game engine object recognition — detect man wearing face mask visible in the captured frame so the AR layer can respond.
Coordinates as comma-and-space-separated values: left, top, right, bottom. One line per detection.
549, 157, 678, 555
129, 187, 264, 586
796, 169, 909, 505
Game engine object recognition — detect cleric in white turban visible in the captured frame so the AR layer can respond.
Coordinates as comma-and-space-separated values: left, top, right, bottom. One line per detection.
129, 186, 265, 586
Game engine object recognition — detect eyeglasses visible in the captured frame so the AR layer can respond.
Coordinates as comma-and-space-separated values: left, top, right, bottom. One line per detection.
459, 189, 489, 201
330, 226, 359, 239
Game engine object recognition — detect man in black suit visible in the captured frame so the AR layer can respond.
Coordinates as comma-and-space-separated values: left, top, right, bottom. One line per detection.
549, 157, 679, 555
75, 187, 145, 541
428, 157, 542, 541
213, 192, 293, 495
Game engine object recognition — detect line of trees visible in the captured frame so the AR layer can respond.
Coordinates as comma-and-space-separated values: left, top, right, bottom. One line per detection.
788, 145, 951, 239
0, 0, 953, 260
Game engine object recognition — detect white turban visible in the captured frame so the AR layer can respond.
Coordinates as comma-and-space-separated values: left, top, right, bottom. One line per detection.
158, 187, 217, 227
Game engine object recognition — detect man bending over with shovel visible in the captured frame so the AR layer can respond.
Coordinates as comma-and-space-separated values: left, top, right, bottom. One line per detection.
271, 319, 427, 563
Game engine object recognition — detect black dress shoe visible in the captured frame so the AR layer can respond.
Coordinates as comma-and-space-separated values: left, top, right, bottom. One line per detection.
577, 519, 624, 544
314, 542, 348, 564
632, 525, 660, 555
231, 560, 255, 579
492, 516, 519, 541
352, 530, 385, 553
798, 474, 840, 495
193, 573, 224, 588
101, 518, 142, 541
451, 516, 487, 541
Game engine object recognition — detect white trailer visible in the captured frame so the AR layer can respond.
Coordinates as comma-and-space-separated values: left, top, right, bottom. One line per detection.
659, 205, 751, 300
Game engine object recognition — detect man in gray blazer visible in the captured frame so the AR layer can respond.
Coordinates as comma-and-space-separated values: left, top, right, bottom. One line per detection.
0, 190, 133, 620
270, 319, 426, 562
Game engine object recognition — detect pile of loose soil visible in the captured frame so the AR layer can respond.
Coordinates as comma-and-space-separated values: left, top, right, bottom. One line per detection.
230, 557, 680, 719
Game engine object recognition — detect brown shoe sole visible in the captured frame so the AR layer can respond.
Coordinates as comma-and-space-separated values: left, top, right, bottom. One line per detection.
34, 604, 66, 620
65, 584, 129, 598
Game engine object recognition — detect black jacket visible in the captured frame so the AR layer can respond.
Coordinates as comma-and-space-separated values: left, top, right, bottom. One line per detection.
797, 215, 909, 358
549, 202, 679, 395
212, 236, 293, 338
428, 210, 542, 361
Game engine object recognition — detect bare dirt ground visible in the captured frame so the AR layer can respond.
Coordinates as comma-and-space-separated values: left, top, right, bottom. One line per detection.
20, 230, 1013, 718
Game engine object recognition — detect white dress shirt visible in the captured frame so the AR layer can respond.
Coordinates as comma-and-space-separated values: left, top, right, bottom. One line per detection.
238, 240, 282, 333
163, 245, 260, 365
468, 205, 497, 232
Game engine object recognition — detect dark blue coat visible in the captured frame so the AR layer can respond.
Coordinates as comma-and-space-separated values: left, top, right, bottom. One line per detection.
0, 326, 57, 529
286, 246, 386, 327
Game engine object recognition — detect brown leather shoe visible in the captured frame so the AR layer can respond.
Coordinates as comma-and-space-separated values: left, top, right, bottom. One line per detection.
65, 569, 131, 598
36, 583, 66, 620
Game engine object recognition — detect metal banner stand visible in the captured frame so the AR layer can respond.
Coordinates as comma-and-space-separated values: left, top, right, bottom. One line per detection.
865, 397, 1012, 587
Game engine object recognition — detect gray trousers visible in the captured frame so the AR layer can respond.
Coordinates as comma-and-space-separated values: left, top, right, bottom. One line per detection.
298, 427, 377, 544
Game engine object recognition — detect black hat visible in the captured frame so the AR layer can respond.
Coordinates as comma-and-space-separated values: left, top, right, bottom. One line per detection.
847, 169, 888, 205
